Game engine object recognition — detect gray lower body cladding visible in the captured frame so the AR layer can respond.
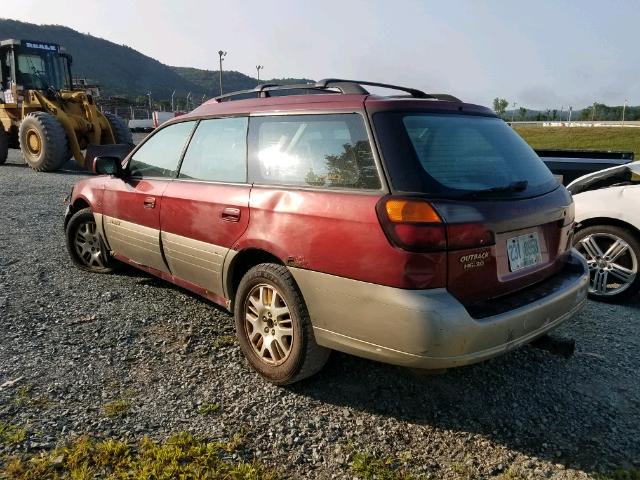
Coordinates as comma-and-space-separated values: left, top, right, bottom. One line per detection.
289, 249, 589, 369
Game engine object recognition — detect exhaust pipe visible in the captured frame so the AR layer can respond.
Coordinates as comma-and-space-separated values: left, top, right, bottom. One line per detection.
531, 334, 575, 358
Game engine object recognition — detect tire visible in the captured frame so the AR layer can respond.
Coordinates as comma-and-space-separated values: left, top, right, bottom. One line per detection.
103, 112, 133, 144
574, 224, 640, 302
234, 263, 330, 385
0, 127, 7, 165
19, 112, 70, 171
65, 207, 115, 273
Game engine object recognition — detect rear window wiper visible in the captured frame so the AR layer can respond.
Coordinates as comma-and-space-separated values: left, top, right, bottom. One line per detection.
462, 180, 528, 198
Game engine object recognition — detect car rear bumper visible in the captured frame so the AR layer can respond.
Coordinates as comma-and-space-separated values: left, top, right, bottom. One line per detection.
289, 249, 589, 369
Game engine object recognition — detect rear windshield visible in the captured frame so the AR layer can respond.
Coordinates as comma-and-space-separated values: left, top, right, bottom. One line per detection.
374, 113, 558, 198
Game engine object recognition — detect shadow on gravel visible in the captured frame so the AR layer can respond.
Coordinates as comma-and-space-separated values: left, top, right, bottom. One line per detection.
619, 294, 640, 309
290, 345, 634, 475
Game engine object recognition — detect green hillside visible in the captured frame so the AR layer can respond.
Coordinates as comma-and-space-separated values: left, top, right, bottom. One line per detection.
172, 66, 314, 95
0, 18, 310, 99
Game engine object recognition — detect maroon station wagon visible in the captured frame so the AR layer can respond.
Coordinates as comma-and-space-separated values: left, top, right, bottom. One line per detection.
64, 79, 589, 384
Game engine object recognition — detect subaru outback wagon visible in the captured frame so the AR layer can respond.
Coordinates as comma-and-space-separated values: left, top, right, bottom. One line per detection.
64, 79, 589, 384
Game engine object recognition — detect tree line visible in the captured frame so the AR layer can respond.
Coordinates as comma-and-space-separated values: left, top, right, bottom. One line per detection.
493, 98, 639, 122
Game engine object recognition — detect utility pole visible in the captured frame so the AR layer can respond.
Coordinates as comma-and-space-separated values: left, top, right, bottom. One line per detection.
171, 90, 175, 112
218, 50, 227, 95
186, 92, 192, 111
591, 102, 596, 122
511, 102, 517, 123
568, 106, 573, 124
622, 99, 628, 126
256, 65, 264, 82
147, 92, 152, 116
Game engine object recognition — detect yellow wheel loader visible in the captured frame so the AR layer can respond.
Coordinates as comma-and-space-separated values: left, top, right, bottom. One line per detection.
0, 39, 132, 171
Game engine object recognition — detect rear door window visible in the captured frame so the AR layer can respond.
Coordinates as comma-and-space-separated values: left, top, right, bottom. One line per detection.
178, 117, 248, 183
128, 121, 195, 178
374, 113, 557, 198
248, 113, 381, 190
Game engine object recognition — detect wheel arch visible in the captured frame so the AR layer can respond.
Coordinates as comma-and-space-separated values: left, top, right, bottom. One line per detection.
64, 196, 92, 229
225, 248, 285, 306
575, 217, 640, 242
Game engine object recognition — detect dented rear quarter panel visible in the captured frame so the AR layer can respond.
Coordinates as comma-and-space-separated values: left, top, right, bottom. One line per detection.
235, 186, 448, 289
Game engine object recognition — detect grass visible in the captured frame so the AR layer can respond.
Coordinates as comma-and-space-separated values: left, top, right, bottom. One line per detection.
0, 422, 27, 446
102, 399, 132, 419
212, 335, 236, 349
514, 126, 640, 158
12, 385, 51, 410
349, 450, 416, 480
197, 403, 221, 415
1, 432, 279, 479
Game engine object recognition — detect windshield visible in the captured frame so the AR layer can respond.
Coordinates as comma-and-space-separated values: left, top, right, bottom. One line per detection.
374, 112, 558, 198
15, 46, 70, 91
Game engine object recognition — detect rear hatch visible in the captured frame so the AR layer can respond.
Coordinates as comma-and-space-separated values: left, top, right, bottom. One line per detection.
373, 111, 574, 306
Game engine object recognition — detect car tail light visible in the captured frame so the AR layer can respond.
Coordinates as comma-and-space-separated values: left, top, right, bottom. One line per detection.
447, 223, 495, 249
376, 198, 446, 252
377, 197, 495, 252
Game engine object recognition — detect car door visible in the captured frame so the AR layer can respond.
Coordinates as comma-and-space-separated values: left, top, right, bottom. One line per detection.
159, 117, 250, 299
101, 120, 196, 273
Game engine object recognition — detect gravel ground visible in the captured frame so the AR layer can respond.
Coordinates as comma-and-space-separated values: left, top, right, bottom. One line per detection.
1, 140, 639, 479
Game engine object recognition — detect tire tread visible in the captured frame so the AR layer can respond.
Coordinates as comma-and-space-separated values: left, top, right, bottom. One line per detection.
19, 112, 69, 171
235, 263, 330, 384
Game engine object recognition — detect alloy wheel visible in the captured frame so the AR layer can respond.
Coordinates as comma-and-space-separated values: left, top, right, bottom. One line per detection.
577, 232, 638, 297
74, 221, 106, 268
244, 284, 294, 365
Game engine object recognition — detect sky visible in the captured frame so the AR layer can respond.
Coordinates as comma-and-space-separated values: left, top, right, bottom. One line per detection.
3, 0, 639, 110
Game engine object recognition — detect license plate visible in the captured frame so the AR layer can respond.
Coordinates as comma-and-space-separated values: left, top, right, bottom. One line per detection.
507, 232, 542, 272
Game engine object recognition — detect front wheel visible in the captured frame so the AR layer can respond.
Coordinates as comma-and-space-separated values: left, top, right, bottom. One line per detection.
234, 263, 330, 384
574, 225, 640, 302
65, 207, 115, 273
19, 112, 69, 171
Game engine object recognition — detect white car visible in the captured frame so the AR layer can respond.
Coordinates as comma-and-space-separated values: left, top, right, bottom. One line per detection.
568, 163, 640, 301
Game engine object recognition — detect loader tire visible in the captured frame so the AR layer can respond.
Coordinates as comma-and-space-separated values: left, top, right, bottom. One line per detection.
0, 128, 8, 165
19, 112, 69, 171
103, 112, 133, 144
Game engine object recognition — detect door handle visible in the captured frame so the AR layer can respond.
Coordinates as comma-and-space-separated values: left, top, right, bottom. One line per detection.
143, 196, 156, 209
221, 207, 241, 222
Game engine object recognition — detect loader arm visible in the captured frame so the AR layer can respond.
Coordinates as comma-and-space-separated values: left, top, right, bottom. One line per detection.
31, 90, 116, 167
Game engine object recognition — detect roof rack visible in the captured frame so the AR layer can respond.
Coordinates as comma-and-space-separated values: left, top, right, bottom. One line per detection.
214, 78, 449, 102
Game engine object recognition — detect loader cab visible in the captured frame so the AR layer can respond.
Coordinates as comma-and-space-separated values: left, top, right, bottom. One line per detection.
0, 39, 73, 94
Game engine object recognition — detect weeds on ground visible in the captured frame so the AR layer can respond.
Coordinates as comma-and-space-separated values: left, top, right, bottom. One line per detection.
12, 385, 50, 409
349, 450, 417, 480
197, 403, 221, 415
102, 399, 132, 418
497, 465, 527, 480
212, 335, 236, 349
0, 422, 27, 446
1, 432, 279, 479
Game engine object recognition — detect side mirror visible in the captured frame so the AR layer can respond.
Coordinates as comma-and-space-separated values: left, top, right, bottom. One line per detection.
92, 156, 122, 176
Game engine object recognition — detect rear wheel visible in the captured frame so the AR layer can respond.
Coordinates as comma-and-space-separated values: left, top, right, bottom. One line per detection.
103, 112, 133, 144
0, 128, 8, 164
574, 225, 640, 302
19, 112, 69, 171
65, 207, 115, 273
234, 263, 330, 385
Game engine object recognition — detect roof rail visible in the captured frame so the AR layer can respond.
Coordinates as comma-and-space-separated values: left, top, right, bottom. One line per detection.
213, 78, 443, 102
